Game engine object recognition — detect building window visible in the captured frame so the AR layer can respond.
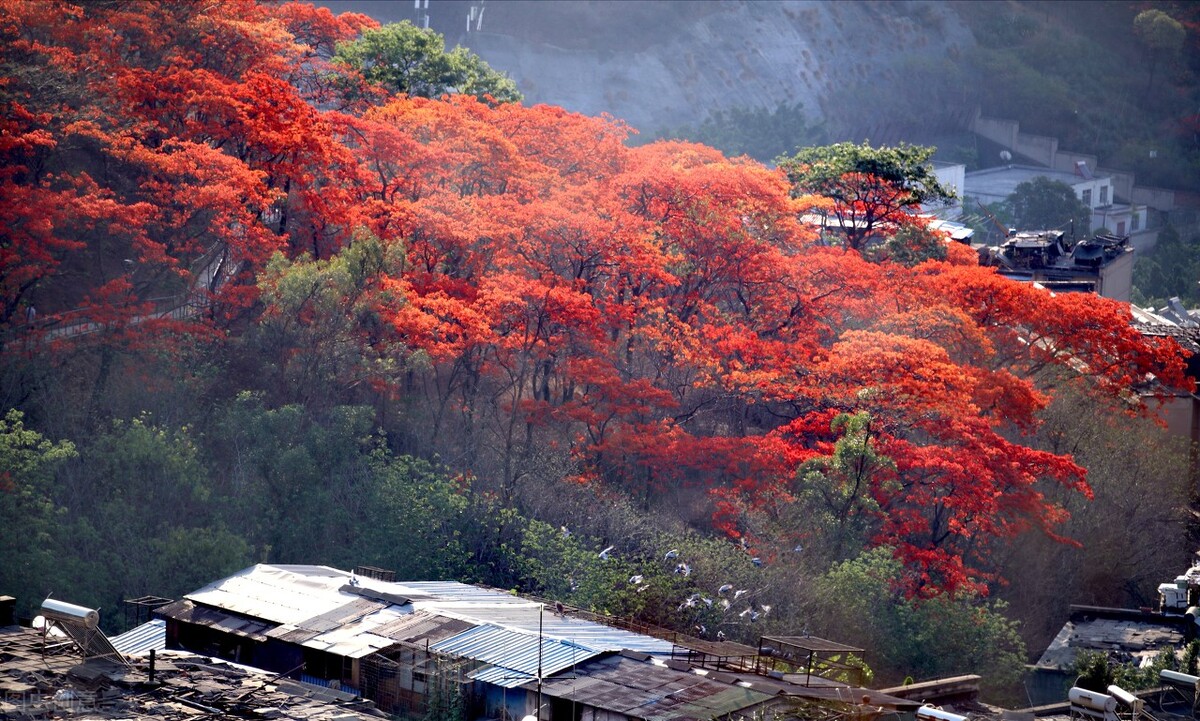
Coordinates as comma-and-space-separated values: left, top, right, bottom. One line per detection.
1082, 189, 1092, 206
1131, 213, 1140, 232
1100, 186, 1108, 205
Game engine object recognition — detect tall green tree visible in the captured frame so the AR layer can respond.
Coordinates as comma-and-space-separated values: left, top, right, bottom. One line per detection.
777, 141, 954, 252
1004, 176, 1094, 238
1134, 9, 1186, 99
333, 21, 520, 103
0, 410, 76, 617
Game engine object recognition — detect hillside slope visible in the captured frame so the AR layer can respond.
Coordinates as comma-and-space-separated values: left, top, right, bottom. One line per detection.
324, 0, 977, 137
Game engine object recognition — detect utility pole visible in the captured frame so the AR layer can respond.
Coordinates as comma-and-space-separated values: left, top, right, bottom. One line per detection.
537, 602, 543, 721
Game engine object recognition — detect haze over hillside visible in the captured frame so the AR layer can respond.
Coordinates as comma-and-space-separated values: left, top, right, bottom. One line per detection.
319, 0, 977, 138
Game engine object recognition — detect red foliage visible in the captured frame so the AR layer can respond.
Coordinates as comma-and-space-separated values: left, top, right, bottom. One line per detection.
4, 0, 1193, 596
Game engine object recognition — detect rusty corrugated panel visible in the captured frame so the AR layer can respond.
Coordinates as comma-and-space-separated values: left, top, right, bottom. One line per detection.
294, 597, 388, 633
156, 600, 273, 641
373, 610, 475, 643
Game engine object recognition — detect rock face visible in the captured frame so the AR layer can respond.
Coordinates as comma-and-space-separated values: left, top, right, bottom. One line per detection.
322, 0, 977, 137
451, 0, 976, 136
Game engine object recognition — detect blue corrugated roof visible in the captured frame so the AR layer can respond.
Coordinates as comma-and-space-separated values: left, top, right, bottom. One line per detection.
433, 624, 601, 688
111, 619, 166, 656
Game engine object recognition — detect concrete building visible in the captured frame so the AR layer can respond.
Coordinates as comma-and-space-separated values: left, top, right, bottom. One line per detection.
928, 161, 967, 219
979, 230, 1134, 302
964, 164, 1146, 240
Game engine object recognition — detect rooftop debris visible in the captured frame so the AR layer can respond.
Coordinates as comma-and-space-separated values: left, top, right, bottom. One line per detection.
0, 624, 386, 720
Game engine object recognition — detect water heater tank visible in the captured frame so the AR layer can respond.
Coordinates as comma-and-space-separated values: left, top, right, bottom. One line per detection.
39, 598, 100, 629
1106, 685, 1143, 715
1068, 687, 1117, 714
916, 705, 968, 721
1161, 669, 1200, 689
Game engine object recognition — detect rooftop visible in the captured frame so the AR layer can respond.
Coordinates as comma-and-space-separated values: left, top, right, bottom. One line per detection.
531, 651, 775, 721
158, 564, 679, 686
0, 624, 386, 720
980, 231, 1132, 288
1033, 606, 1185, 672
965, 164, 1107, 202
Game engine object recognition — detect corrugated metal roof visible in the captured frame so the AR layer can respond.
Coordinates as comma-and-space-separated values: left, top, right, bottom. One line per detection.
177, 565, 675, 665
301, 607, 408, 658
155, 600, 273, 641
373, 610, 474, 644
435, 625, 601, 688
111, 619, 166, 656
420, 601, 675, 656
297, 598, 388, 632
186, 564, 353, 626
534, 655, 772, 721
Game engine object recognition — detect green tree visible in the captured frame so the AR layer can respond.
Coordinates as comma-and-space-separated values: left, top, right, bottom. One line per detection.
1004, 176, 1093, 238
333, 22, 520, 103
0, 410, 77, 618
57, 417, 229, 611
777, 141, 954, 252
210, 394, 380, 565
247, 229, 407, 411
791, 412, 893, 562
872, 223, 949, 266
1133, 10, 1186, 98
811, 548, 1027, 698
1132, 224, 1200, 308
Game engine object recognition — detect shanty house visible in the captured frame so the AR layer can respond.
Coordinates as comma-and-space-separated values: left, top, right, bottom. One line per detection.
155, 564, 753, 720
156, 564, 916, 721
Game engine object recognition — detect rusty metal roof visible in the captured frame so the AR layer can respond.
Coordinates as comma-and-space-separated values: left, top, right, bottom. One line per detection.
155, 599, 272, 641
530, 653, 772, 721
373, 610, 474, 644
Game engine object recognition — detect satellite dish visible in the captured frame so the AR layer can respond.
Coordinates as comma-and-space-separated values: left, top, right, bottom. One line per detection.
1000, 150, 1012, 162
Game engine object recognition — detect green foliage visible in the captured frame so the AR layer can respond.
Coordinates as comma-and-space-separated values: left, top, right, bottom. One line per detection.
334, 22, 520, 103
424, 658, 467, 721
777, 141, 954, 251
152, 526, 252, 602
1075, 647, 1178, 692
811, 548, 1026, 696
0, 410, 77, 618
779, 141, 952, 207
1134, 10, 1186, 55
210, 394, 382, 565
872, 223, 949, 266
248, 229, 406, 410
1132, 224, 1200, 308
54, 416, 245, 611
1074, 650, 1115, 692
1182, 640, 1200, 675
1004, 176, 1093, 237
656, 102, 826, 162
792, 412, 893, 561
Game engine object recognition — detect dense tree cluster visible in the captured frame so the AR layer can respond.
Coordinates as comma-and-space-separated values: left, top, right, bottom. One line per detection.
0, 0, 1193, 690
